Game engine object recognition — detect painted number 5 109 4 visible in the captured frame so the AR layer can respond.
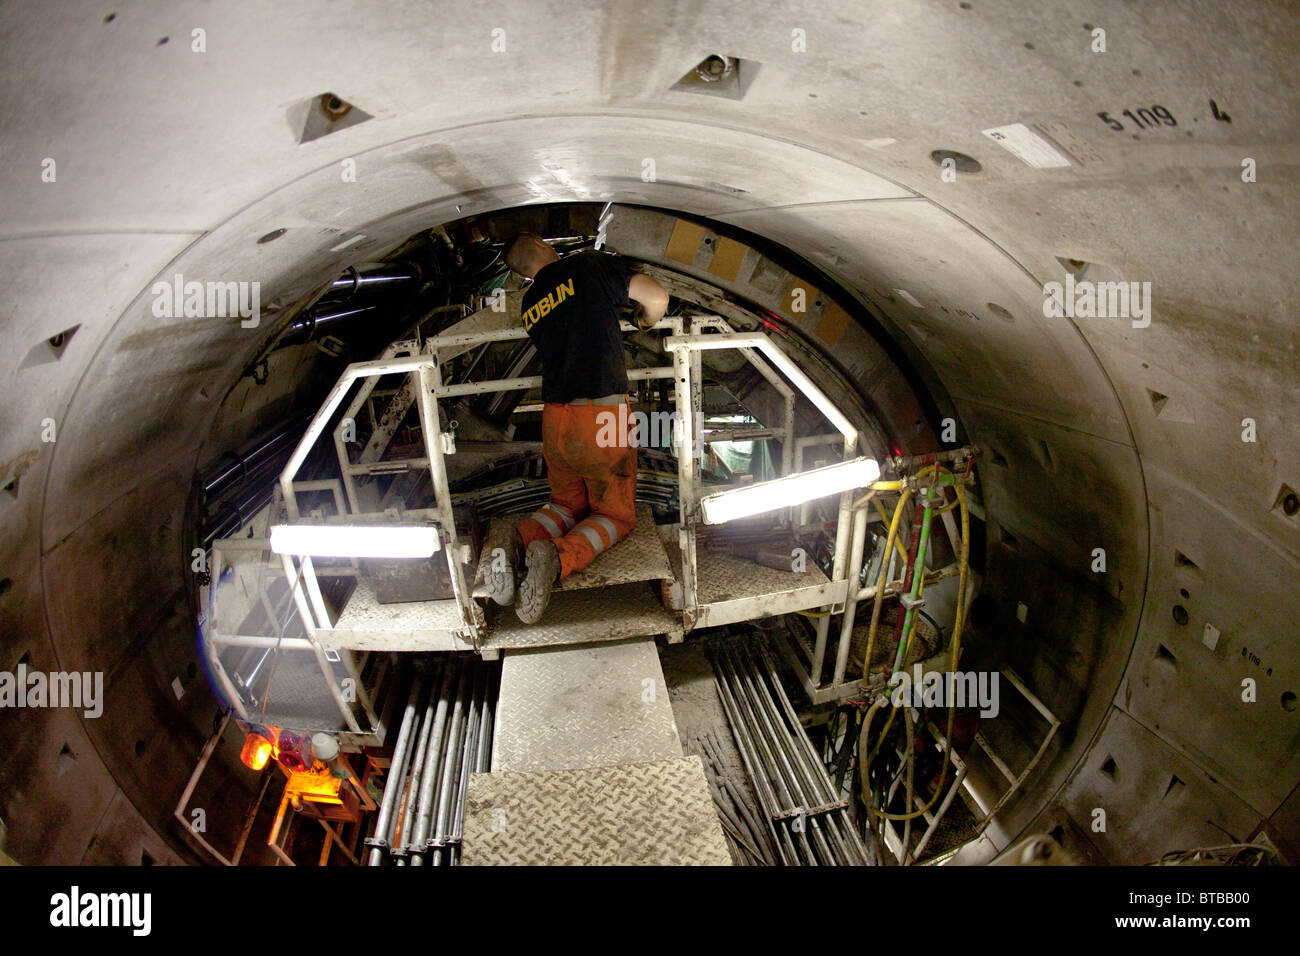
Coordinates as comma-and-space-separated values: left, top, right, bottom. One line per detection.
1097, 106, 1178, 131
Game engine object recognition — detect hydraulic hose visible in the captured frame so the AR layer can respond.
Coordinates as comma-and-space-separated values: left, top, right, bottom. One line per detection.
860, 488, 912, 692
873, 477, 970, 825
890, 489, 937, 674
856, 466, 972, 837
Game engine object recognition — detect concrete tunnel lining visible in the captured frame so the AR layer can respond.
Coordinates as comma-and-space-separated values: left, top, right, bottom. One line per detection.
0, 1, 1296, 867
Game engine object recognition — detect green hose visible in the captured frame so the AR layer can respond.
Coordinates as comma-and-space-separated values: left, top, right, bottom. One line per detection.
890, 486, 937, 674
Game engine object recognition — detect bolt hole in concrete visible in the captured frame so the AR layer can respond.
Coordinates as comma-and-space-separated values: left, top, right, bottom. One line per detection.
321, 92, 351, 119
0, 578, 11, 598
134, 740, 146, 758
1171, 604, 1189, 625
987, 301, 1014, 322
930, 149, 982, 174
696, 54, 730, 81
1283, 692, 1297, 713
1283, 492, 1299, 517
1179, 588, 1190, 599
258, 228, 287, 244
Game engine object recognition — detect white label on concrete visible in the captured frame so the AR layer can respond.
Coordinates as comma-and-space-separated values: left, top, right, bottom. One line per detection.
1202, 622, 1221, 651
1034, 121, 1104, 165
1016, 601, 1028, 623
171, 676, 185, 700
894, 288, 923, 308
982, 123, 1073, 168
330, 234, 367, 252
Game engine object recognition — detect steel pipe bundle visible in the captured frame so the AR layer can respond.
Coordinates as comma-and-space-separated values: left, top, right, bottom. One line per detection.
278, 264, 422, 348
453, 477, 680, 517
365, 655, 499, 866
708, 637, 871, 866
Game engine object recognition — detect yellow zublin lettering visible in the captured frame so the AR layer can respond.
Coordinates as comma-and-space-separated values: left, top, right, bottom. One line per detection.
522, 279, 574, 332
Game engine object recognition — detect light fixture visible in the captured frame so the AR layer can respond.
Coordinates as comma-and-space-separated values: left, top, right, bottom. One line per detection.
698, 456, 881, 525
268, 524, 440, 558
240, 733, 273, 772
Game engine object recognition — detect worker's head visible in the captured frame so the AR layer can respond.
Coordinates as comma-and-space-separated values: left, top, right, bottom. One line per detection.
503, 232, 559, 279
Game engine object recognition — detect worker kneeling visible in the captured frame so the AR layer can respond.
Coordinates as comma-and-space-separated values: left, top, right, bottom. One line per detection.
473, 232, 668, 623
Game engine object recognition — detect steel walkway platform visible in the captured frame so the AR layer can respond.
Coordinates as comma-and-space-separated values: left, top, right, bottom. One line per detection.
485, 502, 675, 593
482, 581, 683, 651
491, 638, 683, 773
461, 756, 731, 865
461, 637, 730, 865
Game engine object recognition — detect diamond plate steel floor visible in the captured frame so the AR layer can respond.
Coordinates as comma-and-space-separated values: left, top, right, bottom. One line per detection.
493, 638, 683, 773
461, 756, 731, 865
696, 549, 831, 605
488, 503, 674, 591
327, 579, 467, 651
483, 581, 683, 650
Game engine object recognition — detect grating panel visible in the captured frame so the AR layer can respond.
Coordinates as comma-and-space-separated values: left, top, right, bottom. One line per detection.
462, 756, 731, 865
487, 503, 674, 591
244, 647, 351, 730
326, 578, 467, 651
483, 581, 682, 650
696, 549, 830, 605
493, 639, 683, 773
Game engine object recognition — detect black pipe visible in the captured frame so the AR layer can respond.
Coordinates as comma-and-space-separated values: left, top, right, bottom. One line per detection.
202, 486, 274, 545
201, 415, 312, 500
276, 263, 421, 348
327, 265, 420, 298
276, 302, 385, 347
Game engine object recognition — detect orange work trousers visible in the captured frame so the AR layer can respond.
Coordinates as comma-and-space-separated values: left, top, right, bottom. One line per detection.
517, 401, 637, 579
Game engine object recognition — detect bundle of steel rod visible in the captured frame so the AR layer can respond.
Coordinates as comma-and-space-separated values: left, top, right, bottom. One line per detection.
693, 730, 779, 866
365, 654, 499, 866
707, 637, 871, 866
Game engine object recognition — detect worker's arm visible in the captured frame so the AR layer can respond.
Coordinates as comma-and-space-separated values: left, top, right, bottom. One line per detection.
628, 274, 669, 330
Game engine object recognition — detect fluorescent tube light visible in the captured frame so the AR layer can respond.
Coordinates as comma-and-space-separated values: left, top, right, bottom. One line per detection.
699, 456, 881, 525
269, 524, 440, 558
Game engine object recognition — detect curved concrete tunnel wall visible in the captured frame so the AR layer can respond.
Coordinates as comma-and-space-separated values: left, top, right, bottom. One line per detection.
0, 2, 1295, 864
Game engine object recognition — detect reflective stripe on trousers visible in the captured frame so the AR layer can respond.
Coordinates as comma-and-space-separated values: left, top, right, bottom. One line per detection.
516, 400, 637, 578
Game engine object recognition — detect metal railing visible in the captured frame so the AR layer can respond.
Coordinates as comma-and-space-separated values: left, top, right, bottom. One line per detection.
249, 307, 883, 669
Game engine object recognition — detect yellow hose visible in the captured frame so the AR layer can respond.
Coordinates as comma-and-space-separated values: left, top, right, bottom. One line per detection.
860, 488, 911, 695
872, 498, 911, 563
872, 479, 970, 823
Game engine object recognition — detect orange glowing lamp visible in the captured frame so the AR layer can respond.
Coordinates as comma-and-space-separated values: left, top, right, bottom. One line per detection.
240, 732, 274, 771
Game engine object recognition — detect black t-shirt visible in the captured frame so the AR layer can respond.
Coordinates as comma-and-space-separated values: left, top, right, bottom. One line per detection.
520, 251, 632, 404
